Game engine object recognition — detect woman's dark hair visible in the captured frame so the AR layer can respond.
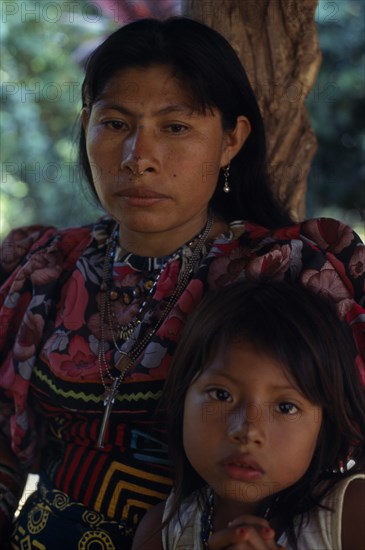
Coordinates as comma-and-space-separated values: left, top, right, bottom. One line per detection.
162, 280, 365, 548
79, 17, 292, 228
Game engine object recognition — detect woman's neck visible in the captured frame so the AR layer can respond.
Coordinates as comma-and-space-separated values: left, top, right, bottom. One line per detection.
117, 217, 229, 258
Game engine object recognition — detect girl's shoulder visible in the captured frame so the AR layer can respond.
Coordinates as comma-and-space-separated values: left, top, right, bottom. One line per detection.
160, 488, 208, 550
341, 474, 365, 550
131, 501, 165, 550
279, 473, 365, 550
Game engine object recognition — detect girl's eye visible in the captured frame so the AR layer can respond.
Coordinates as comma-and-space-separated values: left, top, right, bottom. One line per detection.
276, 402, 299, 415
164, 123, 189, 134
207, 389, 233, 402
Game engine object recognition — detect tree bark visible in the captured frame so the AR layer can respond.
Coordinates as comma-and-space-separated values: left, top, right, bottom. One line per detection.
182, 0, 321, 220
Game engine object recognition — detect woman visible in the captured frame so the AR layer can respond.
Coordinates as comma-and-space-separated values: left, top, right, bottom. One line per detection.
0, 17, 364, 550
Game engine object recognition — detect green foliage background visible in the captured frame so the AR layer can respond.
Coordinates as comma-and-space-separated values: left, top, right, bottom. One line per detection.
306, 0, 364, 237
1, 0, 114, 236
1, 0, 364, 239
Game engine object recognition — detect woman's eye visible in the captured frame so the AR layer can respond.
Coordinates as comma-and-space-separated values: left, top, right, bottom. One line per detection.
207, 389, 232, 402
276, 402, 299, 415
104, 120, 128, 131
165, 123, 189, 134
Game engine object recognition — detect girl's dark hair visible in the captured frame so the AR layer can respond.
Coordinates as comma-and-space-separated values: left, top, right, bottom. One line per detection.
163, 280, 365, 547
79, 17, 292, 228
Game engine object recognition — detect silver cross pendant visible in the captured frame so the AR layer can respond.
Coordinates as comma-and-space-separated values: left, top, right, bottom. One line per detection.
97, 379, 119, 449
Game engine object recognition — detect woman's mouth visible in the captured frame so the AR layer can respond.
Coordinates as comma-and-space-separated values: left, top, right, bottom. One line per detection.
116, 188, 169, 206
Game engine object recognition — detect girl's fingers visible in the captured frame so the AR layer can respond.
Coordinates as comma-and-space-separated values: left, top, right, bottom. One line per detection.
227, 515, 275, 541
208, 526, 251, 549
228, 515, 270, 528
208, 524, 280, 549
228, 515, 275, 540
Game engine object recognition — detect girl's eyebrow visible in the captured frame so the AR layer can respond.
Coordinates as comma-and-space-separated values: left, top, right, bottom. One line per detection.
202, 369, 246, 385
268, 384, 302, 394
204, 369, 300, 393
93, 100, 195, 117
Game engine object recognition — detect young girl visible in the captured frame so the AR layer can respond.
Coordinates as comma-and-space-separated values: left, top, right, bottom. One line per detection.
132, 281, 365, 550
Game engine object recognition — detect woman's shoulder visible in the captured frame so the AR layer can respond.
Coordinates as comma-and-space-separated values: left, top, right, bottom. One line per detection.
0, 217, 114, 281
1, 224, 57, 272
213, 216, 363, 281
234, 216, 363, 248
225, 216, 364, 293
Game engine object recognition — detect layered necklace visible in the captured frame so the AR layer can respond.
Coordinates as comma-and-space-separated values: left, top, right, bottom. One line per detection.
101, 236, 181, 342
97, 212, 214, 447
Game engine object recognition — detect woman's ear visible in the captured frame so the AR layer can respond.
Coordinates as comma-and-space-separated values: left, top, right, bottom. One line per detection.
221, 116, 251, 167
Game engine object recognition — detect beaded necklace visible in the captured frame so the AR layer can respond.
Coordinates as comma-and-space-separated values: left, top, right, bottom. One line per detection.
97, 212, 214, 448
102, 229, 182, 343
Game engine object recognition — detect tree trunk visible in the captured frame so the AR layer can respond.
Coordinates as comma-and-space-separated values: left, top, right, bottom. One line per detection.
182, 0, 321, 220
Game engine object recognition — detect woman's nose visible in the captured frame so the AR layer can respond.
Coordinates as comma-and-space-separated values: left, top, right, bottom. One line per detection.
227, 402, 264, 445
121, 126, 156, 175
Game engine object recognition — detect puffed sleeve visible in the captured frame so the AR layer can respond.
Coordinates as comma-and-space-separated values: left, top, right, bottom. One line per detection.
256, 217, 365, 381
299, 218, 365, 382
0, 225, 59, 467
211, 217, 365, 382
0, 224, 93, 467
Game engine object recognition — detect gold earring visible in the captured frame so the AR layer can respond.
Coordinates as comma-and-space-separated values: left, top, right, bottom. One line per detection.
223, 164, 230, 193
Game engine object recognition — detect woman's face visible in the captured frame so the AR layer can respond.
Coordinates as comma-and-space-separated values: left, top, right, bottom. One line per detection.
82, 65, 248, 254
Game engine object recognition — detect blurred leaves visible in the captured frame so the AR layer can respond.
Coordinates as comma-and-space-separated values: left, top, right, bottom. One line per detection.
306, 0, 364, 237
0, 0, 112, 237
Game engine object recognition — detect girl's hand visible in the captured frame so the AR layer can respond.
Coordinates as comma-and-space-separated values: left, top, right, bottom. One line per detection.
208, 515, 286, 550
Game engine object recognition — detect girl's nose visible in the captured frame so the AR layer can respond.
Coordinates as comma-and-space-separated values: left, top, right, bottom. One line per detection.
227, 402, 265, 445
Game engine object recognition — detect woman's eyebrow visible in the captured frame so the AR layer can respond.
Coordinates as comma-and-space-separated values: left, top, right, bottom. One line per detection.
93, 101, 134, 116
93, 100, 194, 117
153, 104, 195, 116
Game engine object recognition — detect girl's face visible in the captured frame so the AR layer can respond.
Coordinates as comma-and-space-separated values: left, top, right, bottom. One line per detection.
82, 64, 250, 255
183, 341, 322, 520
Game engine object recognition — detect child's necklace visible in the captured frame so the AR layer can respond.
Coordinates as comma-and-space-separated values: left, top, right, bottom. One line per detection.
201, 490, 215, 547
201, 488, 279, 547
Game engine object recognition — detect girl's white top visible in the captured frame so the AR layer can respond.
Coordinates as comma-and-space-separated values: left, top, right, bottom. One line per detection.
162, 474, 365, 550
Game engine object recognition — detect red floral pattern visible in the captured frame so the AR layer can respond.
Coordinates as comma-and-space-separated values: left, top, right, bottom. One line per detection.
302, 217, 355, 254
349, 245, 365, 280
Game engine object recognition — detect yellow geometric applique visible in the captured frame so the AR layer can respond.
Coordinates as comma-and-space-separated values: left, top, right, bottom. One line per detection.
78, 530, 115, 550
27, 504, 51, 534
13, 525, 46, 550
121, 497, 155, 525
81, 510, 104, 527
95, 462, 172, 518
